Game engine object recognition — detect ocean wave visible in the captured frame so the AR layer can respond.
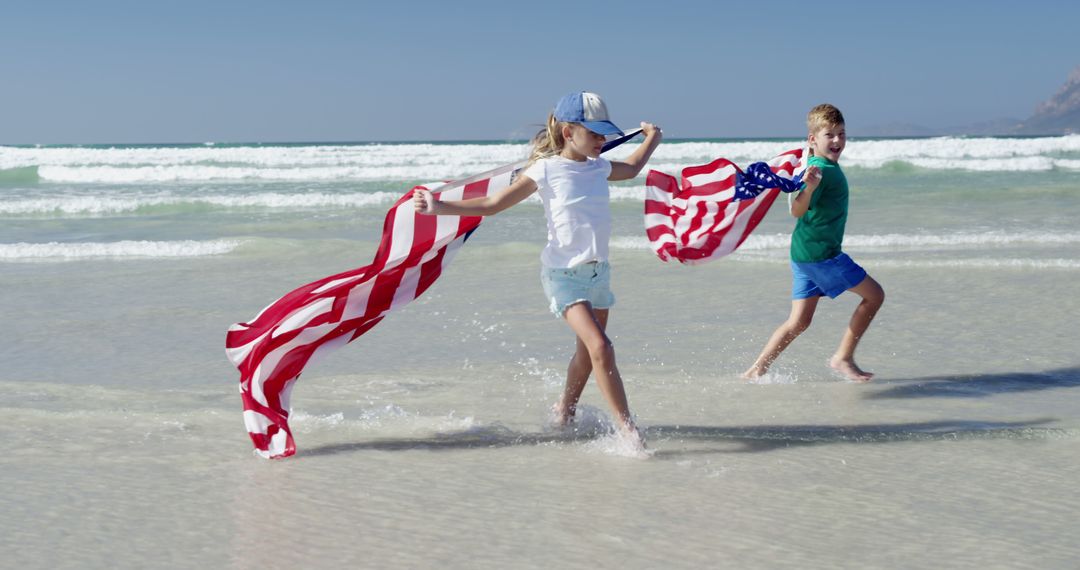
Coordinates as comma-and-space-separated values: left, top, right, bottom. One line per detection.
0, 239, 242, 261
36, 165, 468, 183
624, 134, 1080, 173
609, 186, 649, 201
3, 135, 1078, 183
845, 231, 1080, 248
0, 143, 530, 169
2, 187, 648, 217
847, 156, 1080, 172
0, 165, 39, 184
872, 258, 1080, 270
2, 143, 530, 183
611, 231, 1080, 252
0, 192, 404, 215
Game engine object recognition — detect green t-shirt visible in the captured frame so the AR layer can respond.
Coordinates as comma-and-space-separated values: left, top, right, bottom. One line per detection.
790, 155, 848, 262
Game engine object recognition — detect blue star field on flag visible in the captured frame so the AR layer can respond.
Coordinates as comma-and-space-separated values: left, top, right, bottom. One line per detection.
733, 161, 805, 201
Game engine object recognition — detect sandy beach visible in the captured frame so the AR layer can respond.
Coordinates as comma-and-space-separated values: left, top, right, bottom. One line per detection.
2, 136, 1079, 568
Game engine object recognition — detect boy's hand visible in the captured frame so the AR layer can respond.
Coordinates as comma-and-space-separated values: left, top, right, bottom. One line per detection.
413, 189, 436, 215
802, 165, 822, 192
639, 121, 662, 139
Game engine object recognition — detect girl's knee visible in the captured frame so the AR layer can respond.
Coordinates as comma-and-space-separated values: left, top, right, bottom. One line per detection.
586, 339, 615, 366
573, 346, 591, 359
571, 347, 592, 368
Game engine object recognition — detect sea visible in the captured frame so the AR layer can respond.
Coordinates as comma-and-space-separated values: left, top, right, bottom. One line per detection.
2, 135, 1079, 569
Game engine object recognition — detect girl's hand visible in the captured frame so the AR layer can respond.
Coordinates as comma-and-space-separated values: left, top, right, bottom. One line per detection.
639, 121, 662, 139
607, 122, 663, 181
802, 165, 822, 192
413, 189, 436, 215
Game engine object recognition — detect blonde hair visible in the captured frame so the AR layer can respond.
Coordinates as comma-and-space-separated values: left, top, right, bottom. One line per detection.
528, 113, 574, 164
807, 103, 845, 134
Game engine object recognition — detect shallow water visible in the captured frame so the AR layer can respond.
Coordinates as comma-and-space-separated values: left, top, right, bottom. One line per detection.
3, 137, 1079, 568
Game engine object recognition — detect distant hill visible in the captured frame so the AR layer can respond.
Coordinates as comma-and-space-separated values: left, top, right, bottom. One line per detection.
1014, 66, 1080, 135
864, 66, 1080, 137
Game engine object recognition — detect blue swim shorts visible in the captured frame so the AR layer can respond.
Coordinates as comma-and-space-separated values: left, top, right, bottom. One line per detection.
791, 252, 867, 299
540, 261, 615, 318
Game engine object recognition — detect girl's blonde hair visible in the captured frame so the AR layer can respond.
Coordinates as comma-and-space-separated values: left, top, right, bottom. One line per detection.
528, 113, 573, 164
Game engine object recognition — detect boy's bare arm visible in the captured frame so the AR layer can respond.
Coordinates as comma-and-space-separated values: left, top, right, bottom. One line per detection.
790, 165, 821, 218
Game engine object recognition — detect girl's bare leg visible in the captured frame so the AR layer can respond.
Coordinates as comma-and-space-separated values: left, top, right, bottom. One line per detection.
557, 304, 638, 440
552, 308, 608, 425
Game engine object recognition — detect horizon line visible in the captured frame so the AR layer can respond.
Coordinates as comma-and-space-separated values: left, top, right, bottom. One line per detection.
3, 133, 1074, 148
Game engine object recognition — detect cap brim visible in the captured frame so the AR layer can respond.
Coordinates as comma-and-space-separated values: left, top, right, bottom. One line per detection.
580, 121, 624, 137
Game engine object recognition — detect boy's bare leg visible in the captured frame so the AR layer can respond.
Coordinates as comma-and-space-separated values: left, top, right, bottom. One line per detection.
552, 307, 608, 426
743, 297, 820, 379
830, 275, 885, 382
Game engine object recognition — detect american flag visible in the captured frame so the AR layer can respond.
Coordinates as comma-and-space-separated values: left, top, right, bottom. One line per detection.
644, 149, 805, 264
225, 170, 514, 458
226, 133, 642, 458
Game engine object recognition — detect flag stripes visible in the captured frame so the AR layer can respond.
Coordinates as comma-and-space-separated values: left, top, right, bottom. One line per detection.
225, 172, 510, 458
644, 149, 805, 265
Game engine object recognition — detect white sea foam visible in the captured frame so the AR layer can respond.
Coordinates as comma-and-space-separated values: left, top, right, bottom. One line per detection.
611, 231, 1080, 271
3, 135, 1078, 184
619, 134, 1080, 173
0, 192, 403, 215
845, 232, 1080, 248
1, 143, 530, 183
0, 143, 530, 169
872, 258, 1080, 270
36, 165, 462, 183
290, 411, 346, 430
0, 239, 242, 261
611, 231, 1080, 253
609, 186, 650, 201
3, 187, 643, 216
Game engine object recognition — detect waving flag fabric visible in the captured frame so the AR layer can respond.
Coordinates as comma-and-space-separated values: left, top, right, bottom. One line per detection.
644, 149, 806, 265
226, 132, 643, 459
225, 175, 505, 458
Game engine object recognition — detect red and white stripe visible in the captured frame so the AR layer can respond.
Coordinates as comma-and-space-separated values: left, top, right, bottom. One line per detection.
225, 172, 512, 458
644, 149, 805, 265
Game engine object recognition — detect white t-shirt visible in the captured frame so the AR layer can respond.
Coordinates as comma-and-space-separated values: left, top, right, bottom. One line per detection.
521, 155, 612, 268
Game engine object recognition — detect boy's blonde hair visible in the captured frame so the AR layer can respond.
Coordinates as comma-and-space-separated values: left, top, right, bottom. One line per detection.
529, 113, 574, 164
807, 103, 845, 133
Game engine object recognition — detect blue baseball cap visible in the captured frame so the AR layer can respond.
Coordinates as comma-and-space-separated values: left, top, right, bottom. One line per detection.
553, 91, 624, 136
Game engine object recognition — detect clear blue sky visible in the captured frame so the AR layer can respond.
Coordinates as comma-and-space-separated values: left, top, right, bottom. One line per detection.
3, 0, 1077, 144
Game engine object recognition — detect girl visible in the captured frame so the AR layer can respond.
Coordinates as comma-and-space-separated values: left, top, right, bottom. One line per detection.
414, 91, 662, 448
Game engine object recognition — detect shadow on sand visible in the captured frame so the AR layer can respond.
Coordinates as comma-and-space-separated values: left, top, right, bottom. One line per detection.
301, 418, 1068, 459
864, 366, 1080, 400
644, 419, 1065, 457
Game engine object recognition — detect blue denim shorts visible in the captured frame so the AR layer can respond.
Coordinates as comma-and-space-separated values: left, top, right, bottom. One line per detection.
540, 261, 615, 318
791, 252, 867, 299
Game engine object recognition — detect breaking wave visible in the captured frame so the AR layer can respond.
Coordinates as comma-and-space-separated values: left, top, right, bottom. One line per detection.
2, 135, 1077, 184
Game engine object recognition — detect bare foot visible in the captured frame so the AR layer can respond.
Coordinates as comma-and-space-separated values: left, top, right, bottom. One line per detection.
548, 403, 574, 430
829, 358, 874, 382
741, 364, 767, 380
619, 422, 647, 453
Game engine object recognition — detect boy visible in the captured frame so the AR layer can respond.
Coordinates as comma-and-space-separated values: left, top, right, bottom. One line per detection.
742, 104, 884, 382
